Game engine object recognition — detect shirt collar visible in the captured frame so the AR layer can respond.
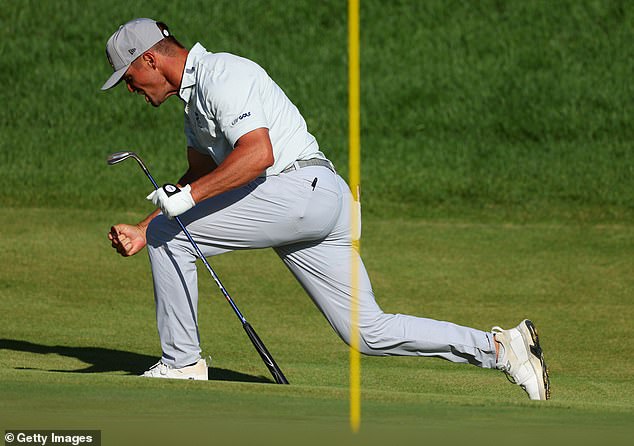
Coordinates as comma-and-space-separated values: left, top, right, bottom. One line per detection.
178, 42, 207, 103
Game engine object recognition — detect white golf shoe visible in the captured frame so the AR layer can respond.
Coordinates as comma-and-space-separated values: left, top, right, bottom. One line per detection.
493, 319, 550, 400
141, 358, 209, 380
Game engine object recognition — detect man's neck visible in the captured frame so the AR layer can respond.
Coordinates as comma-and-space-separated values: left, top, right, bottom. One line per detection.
161, 47, 190, 93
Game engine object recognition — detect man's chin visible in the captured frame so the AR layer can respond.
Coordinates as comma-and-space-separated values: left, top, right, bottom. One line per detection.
146, 97, 161, 107
147, 96, 168, 107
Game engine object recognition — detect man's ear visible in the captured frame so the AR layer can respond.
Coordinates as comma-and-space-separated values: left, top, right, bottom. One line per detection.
142, 52, 157, 69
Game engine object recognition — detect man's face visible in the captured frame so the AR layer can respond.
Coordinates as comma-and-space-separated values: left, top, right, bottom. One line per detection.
123, 55, 169, 107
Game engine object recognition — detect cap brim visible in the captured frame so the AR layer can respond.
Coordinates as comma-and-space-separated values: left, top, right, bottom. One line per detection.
101, 65, 129, 91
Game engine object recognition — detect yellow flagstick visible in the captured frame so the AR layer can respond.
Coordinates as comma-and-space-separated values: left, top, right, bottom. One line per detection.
348, 0, 361, 434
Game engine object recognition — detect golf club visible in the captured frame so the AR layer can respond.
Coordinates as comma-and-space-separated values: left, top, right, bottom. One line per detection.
107, 151, 289, 384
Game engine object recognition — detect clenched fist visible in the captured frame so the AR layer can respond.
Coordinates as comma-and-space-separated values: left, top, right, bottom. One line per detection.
108, 224, 147, 257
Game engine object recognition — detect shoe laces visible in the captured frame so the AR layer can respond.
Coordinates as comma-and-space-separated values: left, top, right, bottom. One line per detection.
148, 360, 170, 375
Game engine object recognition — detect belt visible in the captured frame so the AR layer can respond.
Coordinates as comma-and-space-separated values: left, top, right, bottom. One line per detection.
281, 158, 335, 174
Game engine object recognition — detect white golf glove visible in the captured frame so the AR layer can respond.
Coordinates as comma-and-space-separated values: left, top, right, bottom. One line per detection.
146, 184, 196, 219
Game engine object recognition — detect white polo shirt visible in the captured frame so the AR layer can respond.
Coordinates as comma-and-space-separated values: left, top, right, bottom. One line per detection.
178, 43, 326, 176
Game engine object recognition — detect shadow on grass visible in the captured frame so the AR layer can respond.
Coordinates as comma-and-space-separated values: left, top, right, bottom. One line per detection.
0, 339, 273, 384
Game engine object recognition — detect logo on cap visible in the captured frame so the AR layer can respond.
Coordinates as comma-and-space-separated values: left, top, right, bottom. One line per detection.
128, 48, 137, 55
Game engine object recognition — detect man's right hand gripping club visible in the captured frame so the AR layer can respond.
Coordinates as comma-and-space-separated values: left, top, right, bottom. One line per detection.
146, 183, 196, 219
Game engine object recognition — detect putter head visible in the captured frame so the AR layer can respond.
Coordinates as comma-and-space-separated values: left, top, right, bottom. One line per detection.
106, 151, 138, 165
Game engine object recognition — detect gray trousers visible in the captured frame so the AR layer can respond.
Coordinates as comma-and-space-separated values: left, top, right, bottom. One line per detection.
146, 166, 497, 369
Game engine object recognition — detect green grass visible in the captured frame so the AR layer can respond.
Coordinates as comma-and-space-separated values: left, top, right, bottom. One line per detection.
0, 208, 632, 444
1, 1, 633, 444
0, 0, 632, 221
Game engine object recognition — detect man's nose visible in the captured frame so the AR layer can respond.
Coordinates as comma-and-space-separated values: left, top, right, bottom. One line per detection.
126, 82, 134, 93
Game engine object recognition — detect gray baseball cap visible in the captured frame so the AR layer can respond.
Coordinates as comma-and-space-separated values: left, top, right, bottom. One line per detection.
101, 18, 170, 90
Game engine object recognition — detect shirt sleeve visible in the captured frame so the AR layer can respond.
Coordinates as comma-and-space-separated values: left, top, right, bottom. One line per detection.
205, 69, 269, 147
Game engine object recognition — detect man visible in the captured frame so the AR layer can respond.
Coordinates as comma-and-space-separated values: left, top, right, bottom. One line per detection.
103, 18, 550, 400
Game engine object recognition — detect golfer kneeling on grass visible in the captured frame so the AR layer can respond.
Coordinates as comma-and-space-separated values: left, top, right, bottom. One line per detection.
103, 18, 550, 400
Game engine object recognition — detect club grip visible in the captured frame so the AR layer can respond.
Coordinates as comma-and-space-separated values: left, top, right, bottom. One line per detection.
243, 322, 289, 384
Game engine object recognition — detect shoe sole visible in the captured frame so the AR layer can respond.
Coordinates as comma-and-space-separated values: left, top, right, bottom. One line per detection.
141, 373, 208, 380
523, 320, 551, 400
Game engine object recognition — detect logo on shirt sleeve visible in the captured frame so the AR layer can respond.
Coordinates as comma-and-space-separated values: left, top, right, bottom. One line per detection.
231, 112, 251, 126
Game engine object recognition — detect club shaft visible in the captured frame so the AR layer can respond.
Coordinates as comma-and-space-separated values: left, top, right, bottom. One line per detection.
114, 152, 288, 384
175, 217, 247, 323
138, 168, 248, 324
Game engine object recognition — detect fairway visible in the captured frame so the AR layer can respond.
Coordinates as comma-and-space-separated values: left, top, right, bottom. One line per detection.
1, 208, 632, 445
1, 0, 633, 445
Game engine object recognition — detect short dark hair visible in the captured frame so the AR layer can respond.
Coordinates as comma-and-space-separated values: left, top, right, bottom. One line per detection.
152, 22, 185, 56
